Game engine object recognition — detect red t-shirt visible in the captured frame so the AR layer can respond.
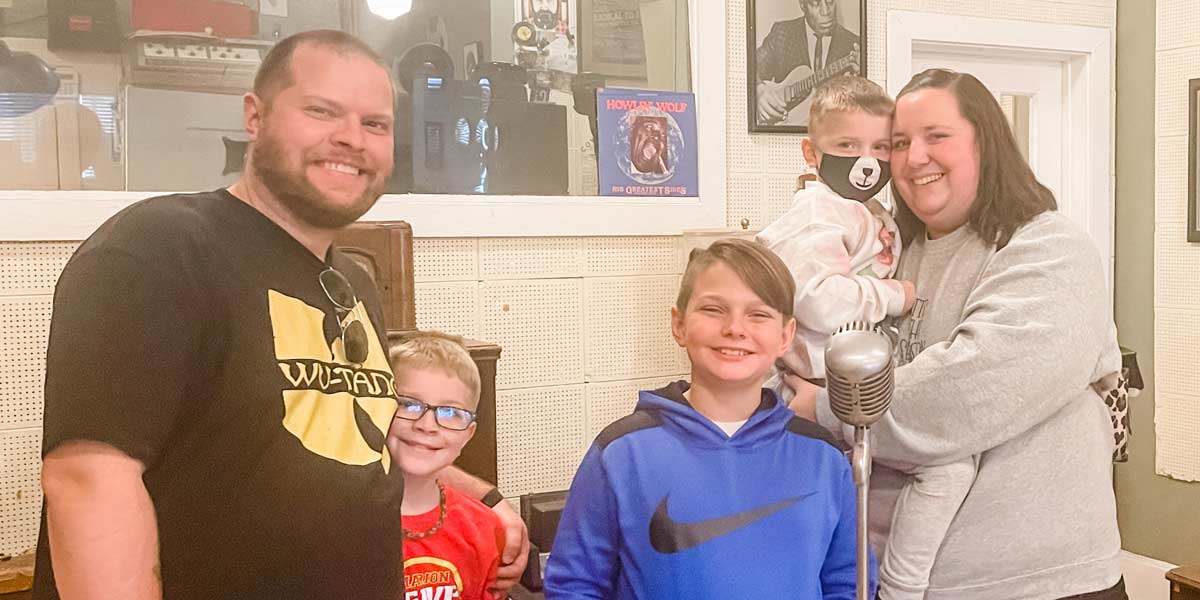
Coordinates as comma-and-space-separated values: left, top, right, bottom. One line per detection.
402, 485, 505, 600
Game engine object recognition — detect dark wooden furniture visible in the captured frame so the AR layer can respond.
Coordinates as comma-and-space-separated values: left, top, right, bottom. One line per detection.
1169, 563, 1200, 600
336, 221, 418, 332
0, 551, 32, 597
337, 221, 502, 484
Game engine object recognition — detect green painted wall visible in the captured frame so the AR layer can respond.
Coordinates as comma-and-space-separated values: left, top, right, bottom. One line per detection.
1112, 0, 1200, 566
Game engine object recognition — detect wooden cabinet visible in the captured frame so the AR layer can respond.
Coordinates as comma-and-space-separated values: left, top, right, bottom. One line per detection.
1168, 564, 1200, 600
336, 221, 417, 332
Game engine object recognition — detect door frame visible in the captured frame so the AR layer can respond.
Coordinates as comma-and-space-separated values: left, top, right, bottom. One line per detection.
887, 11, 1113, 288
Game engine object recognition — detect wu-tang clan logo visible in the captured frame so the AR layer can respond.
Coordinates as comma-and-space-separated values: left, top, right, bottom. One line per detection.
269, 290, 396, 471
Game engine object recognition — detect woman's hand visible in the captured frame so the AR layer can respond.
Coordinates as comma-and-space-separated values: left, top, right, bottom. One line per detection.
783, 373, 821, 421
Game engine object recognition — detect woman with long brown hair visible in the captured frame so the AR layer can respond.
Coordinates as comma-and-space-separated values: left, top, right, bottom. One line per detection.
797, 68, 1126, 599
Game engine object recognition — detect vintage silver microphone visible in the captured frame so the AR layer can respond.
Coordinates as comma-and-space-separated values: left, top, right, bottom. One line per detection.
824, 321, 895, 600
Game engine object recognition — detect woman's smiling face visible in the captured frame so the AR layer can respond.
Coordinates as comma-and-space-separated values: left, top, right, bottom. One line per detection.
890, 87, 980, 238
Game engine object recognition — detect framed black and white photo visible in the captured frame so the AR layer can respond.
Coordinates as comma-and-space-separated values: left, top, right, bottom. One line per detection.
1189, 78, 1200, 242
747, 0, 867, 134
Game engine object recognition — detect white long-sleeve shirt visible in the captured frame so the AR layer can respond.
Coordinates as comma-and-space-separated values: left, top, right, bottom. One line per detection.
756, 181, 907, 379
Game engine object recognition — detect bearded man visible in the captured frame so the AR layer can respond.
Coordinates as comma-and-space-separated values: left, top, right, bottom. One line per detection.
35, 29, 526, 600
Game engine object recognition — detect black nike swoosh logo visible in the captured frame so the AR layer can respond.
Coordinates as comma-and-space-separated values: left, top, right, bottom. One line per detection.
648, 492, 814, 553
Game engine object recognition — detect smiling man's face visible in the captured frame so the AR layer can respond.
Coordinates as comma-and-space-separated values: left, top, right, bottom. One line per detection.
248, 43, 395, 229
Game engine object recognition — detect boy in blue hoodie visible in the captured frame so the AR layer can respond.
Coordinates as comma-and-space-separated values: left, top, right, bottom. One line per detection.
544, 238, 872, 599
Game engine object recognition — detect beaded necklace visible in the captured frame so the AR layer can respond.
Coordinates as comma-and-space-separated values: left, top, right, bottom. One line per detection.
402, 481, 447, 540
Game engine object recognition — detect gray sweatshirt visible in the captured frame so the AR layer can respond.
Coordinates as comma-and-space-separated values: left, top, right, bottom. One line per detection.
816, 212, 1123, 600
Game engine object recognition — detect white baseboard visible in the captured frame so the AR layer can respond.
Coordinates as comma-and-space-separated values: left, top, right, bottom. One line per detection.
1121, 550, 1176, 600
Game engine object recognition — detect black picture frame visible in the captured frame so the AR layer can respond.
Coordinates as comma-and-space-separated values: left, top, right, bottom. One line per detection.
1189, 78, 1200, 242
746, 0, 868, 134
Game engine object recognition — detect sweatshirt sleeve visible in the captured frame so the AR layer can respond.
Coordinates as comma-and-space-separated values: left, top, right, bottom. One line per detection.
543, 444, 620, 599
758, 193, 907, 336
817, 216, 1118, 468
821, 461, 876, 600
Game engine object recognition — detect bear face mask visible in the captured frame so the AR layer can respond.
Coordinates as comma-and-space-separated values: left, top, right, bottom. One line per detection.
818, 154, 891, 202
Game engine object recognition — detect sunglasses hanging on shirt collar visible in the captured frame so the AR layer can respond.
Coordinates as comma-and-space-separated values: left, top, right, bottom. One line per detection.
818, 154, 891, 202
319, 268, 369, 365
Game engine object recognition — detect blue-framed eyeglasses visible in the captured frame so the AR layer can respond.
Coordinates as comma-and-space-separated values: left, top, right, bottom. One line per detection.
394, 395, 477, 431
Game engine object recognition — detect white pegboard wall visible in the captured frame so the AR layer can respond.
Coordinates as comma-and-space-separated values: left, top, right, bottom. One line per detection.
1, 297, 52, 429
1153, 230, 1200, 311
922, 0, 988, 17
583, 237, 682, 277
1154, 308, 1200, 398
584, 376, 684, 444
1157, 0, 1198, 52
1050, 2, 1114, 28
726, 175, 767, 230
1155, 8, 1200, 483
1154, 46, 1200, 138
726, 124, 764, 176
414, 282, 481, 339
762, 174, 799, 225
1154, 391, 1200, 482
413, 238, 478, 282
495, 385, 586, 498
482, 279, 584, 389
479, 237, 583, 280
1155, 136, 1187, 225
726, 0, 747, 76
761, 134, 805, 174
0, 241, 77, 296
1, 428, 43, 557
583, 276, 686, 382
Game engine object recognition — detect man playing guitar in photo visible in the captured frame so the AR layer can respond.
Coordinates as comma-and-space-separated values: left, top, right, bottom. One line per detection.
755, 0, 861, 126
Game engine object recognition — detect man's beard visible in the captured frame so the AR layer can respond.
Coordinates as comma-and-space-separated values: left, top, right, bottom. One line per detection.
250, 129, 389, 230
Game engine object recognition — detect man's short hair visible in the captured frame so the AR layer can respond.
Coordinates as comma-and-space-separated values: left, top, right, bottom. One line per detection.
676, 238, 795, 320
253, 29, 391, 103
388, 331, 481, 409
808, 75, 894, 141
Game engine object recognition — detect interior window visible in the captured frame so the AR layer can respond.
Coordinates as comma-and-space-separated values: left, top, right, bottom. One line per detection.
0, 0, 691, 196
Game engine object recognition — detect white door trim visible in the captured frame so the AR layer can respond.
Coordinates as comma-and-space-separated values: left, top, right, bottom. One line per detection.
887, 11, 1114, 289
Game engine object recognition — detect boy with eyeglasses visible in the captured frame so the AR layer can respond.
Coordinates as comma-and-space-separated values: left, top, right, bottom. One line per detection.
387, 331, 505, 600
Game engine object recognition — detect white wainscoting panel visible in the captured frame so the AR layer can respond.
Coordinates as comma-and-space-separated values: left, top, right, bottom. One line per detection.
495, 385, 586, 498
413, 281, 481, 340
1, 428, 42, 557
482, 279, 584, 389
583, 275, 686, 382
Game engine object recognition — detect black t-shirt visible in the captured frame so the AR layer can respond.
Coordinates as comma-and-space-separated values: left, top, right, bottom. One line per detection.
35, 190, 404, 600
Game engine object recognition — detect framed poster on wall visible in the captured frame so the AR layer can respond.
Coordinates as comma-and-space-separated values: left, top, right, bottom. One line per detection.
747, 0, 866, 133
578, 0, 648, 79
1189, 78, 1200, 242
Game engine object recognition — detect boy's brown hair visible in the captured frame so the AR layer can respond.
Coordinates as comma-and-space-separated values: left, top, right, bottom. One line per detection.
388, 331, 481, 408
676, 238, 795, 320
808, 75, 894, 145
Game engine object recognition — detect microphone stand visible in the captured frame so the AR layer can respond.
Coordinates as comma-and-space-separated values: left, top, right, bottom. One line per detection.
824, 320, 894, 600
852, 426, 872, 600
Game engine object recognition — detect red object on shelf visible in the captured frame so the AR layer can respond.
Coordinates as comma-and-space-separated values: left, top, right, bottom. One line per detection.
131, 0, 257, 38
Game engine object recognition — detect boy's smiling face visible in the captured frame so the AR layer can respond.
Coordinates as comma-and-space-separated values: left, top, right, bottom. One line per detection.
387, 367, 477, 480
671, 261, 794, 390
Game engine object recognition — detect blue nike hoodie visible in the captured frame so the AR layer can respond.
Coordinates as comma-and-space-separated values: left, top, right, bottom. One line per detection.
544, 381, 874, 599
